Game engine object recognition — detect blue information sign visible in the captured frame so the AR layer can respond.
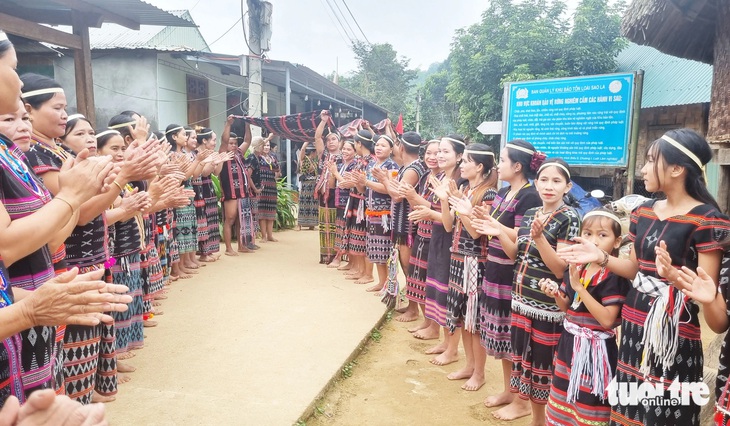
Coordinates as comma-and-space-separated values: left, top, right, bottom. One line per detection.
505, 73, 635, 167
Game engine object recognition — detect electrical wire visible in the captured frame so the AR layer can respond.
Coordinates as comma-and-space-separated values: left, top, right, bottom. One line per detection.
340, 0, 370, 44
329, 0, 359, 43
208, 16, 244, 47
318, 0, 353, 46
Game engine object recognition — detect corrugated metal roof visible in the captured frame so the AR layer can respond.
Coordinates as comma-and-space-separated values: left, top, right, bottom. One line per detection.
6, 0, 196, 28
86, 10, 209, 52
616, 43, 712, 108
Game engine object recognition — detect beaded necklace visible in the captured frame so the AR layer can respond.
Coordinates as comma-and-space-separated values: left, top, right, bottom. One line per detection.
571, 264, 608, 309
0, 140, 46, 198
515, 204, 566, 296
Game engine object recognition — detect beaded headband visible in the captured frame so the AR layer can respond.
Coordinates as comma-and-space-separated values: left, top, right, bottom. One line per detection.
95, 129, 121, 139
583, 210, 621, 226
399, 136, 420, 148
464, 149, 495, 157
538, 162, 571, 179
21, 87, 64, 99
660, 135, 707, 183
67, 113, 85, 122
108, 120, 136, 130
442, 137, 465, 146
505, 143, 535, 155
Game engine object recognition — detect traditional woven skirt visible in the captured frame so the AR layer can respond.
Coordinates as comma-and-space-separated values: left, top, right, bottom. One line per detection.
510, 310, 563, 404
609, 288, 703, 425
238, 197, 256, 246
258, 178, 278, 221
141, 242, 164, 308
480, 258, 516, 360
347, 215, 366, 256
366, 215, 392, 265
173, 202, 197, 254
251, 195, 260, 234
111, 253, 143, 354
298, 179, 318, 227
424, 224, 451, 327
446, 253, 486, 333
405, 230, 430, 304
334, 207, 349, 254
193, 178, 208, 250
319, 205, 337, 264
546, 330, 617, 426
62, 263, 117, 404
0, 334, 23, 406
201, 194, 220, 256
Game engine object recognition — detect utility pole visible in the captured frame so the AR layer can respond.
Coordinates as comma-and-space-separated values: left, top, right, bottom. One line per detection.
246, 0, 270, 138
415, 92, 422, 134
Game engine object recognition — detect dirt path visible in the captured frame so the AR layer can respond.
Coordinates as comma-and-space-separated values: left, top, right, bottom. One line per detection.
105, 229, 385, 425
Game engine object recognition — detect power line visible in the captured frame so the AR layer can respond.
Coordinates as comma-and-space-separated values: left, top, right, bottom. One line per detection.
329, 0, 359, 43
208, 16, 244, 47
340, 0, 370, 44
323, 0, 357, 44
318, 0, 352, 46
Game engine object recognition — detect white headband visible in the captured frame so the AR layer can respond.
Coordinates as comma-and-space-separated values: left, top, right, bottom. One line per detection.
165, 126, 184, 135
583, 210, 621, 226
67, 113, 85, 122
0, 32, 8, 43
464, 149, 495, 157
661, 135, 705, 171
505, 143, 535, 156
108, 120, 136, 130
399, 137, 420, 148
538, 162, 571, 179
21, 87, 64, 99
95, 129, 120, 139
197, 130, 213, 137
442, 137, 465, 146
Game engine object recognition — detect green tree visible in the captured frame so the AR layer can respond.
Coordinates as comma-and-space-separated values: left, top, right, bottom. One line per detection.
338, 41, 418, 118
416, 64, 458, 139
445, 0, 625, 140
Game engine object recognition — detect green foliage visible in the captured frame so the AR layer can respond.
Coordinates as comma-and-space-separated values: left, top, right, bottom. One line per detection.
275, 178, 297, 231
370, 328, 382, 342
341, 360, 358, 378
443, 0, 626, 140
339, 41, 418, 116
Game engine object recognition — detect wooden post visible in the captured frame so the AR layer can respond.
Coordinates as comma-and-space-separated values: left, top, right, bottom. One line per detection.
72, 14, 96, 127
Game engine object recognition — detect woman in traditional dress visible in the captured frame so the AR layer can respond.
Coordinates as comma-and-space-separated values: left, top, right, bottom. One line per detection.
388, 131, 427, 321
297, 142, 319, 230
327, 138, 359, 270
472, 139, 543, 409
408, 136, 463, 364
400, 139, 440, 335
218, 116, 254, 255
345, 132, 374, 284
313, 110, 342, 264
490, 159, 580, 425
559, 129, 729, 426
252, 134, 279, 242
444, 143, 498, 392
196, 128, 223, 261
186, 127, 208, 268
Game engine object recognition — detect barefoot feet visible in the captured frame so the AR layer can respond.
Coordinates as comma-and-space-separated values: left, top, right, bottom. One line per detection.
447, 367, 473, 381
91, 391, 115, 403
492, 399, 531, 421
430, 352, 458, 366
117, 361, 136, 373
462, 374, 485, 391
484, 391, 514, 408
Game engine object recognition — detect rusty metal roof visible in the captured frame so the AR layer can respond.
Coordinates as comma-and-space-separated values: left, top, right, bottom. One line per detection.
616, 43, 712, 108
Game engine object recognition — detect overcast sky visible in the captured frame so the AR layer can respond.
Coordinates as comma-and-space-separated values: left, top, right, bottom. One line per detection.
147, 0, 584, 76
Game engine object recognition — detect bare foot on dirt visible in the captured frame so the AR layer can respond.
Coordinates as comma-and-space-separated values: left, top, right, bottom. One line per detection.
492, 398, 531, 421
118, 373, 132, 384
225, 250, 239, 256
178, 273, 193, 279
407, 320, 430, 333
152, 309, 163, 315
355, 277, 374, 285
414, 328, 440, 341
327, 259, 341, 268
447, 367, 473, 380
484, 391, 514, 408
267, 237, 278, 242
170, 275, 179, 282
118, 352, 135, 360
144, 320, 158, 328
184, 263, 199, 270
337, 263, 351, 271
430, 352, 458, 366
117, 361, 136, 373
153, 301, 163, 307
462, 374, 485, 391
366, 283, 383, 292
198, 255, 215, 262
238, 247, 254, 253
91, 391, 115, 403
395, 312, 418, 322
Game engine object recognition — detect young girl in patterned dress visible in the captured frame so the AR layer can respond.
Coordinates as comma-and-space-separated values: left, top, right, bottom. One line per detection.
196, 128, 223, 261
559, 129, 730, 426
401, 140, 440, 335
473, 139, 542, 409
328, 139, 359, 271
541, 208, 629, 426
297, 142, 319, 230
493, 158, 581, 425
444, 143, 498, 391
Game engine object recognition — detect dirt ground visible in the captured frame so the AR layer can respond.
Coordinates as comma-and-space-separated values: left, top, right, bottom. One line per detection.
304, 301, 719, 426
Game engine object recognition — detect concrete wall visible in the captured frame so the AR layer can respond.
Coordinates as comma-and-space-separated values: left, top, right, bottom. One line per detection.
54, 51, 158, 129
